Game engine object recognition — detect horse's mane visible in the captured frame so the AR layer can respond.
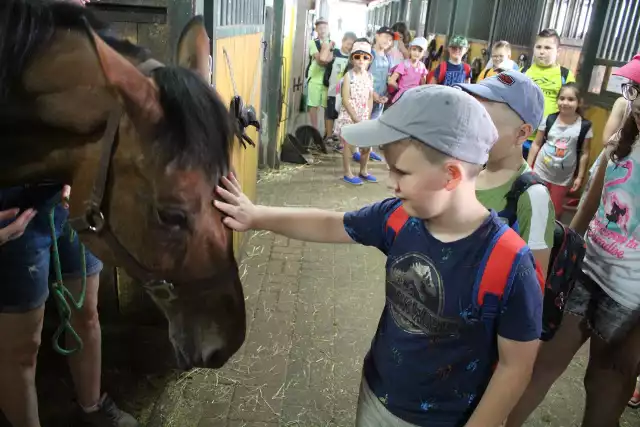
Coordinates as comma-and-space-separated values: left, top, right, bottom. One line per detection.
0, 0, 233, 181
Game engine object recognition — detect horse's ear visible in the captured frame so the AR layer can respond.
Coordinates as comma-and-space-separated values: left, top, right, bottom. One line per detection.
176, 16, 211, 84
90, 31, 163, 127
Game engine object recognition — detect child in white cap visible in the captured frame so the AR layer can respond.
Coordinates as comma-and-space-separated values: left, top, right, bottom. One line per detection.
334, 39, 377, 185
387, 36, 429, 104
214, 85, 544, 427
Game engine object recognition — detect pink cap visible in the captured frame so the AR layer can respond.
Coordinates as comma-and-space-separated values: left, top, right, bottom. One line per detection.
613, 54, 640, 84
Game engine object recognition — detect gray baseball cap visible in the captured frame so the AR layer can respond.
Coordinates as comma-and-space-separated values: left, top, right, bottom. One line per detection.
455, 70, 544, 127
340, 85, 498, 165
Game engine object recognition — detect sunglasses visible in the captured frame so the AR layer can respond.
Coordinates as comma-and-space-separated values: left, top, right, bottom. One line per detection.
352, 53, 372, 61
622, 82, 639, 101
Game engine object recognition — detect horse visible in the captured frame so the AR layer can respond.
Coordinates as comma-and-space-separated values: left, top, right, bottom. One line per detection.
0, 0, 247, 370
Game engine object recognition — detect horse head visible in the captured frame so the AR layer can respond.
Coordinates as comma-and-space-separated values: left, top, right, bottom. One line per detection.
0, 1, 246, 369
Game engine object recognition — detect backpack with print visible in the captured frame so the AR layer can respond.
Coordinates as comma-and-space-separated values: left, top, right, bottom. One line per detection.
435, 61, 472, 84
384, 203, 545, 336
542, 113, 593, 176
501, 171, 586, 341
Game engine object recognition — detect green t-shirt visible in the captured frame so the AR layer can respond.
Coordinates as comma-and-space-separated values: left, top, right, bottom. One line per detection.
308, 39, 331, 84
524, 63, 576, 140
476, 163, 555, 250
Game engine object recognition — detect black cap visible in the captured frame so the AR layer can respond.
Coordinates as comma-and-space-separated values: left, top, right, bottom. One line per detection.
376, 26, 393, 36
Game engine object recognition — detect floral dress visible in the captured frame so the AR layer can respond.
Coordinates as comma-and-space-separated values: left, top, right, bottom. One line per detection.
334, 70, 374, 139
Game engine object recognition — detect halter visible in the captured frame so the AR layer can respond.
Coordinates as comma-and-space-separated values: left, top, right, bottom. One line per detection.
67, 59, 176, 302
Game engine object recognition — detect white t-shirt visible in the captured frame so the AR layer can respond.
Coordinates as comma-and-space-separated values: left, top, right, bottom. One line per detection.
534, 115, 593, 186
327, 49, 350, 97
583, 136, 640, 310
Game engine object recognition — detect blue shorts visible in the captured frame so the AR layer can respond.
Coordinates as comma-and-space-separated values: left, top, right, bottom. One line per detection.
0, 185, 103, 313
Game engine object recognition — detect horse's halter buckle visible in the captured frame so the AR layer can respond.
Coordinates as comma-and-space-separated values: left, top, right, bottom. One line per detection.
68, 59, 178, 301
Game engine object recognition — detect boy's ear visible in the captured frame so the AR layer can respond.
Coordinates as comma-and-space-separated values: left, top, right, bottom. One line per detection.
444, 162, 463, 190
516, 123, 534, 145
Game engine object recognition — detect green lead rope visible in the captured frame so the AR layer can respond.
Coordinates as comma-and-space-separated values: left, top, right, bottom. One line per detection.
48, 202, 87, 356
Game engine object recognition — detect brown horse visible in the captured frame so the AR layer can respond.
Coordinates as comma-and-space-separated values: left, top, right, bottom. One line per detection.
0, 0, 246, 369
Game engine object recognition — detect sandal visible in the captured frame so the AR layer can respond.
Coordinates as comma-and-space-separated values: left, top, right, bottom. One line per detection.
628, 389, 640, 408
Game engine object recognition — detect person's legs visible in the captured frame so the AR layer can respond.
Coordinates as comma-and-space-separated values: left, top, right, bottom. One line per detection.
358, 147, 377, 182
0, 308, 45, 427
0, 186, 59, 427
355, 376, 419, 427
325, 97, 338, 140
53, 211, 138, 426
544, 181, 570, 219
581, 292, 640, 427
629, 375, 640, 408
505, 277, 593, 427
341, 139, 362, 185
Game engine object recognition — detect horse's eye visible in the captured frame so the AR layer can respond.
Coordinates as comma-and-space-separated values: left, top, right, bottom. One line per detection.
157, 209, 189, 230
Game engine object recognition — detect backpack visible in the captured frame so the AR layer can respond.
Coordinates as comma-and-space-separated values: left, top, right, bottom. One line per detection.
502, 172, 587, 341
543, 113, 592, 176
305, 39, 323, 80
385, 203, 545, 336
437, 61, 472, 84
521, 63, 570, 85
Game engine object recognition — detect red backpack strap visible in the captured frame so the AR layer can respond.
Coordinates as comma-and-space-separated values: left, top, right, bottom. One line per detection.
385, 203, 410, 241
438, 61, 447, 84
464, 63, 471, 79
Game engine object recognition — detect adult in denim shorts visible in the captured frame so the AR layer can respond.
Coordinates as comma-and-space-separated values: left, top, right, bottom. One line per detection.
0, 184, 138, 426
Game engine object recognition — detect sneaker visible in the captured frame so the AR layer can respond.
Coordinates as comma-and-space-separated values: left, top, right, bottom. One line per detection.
75, 394, 139, 427
369, 151, 383, 161
359, 173, 377, 183
352, 151, 361, 162
343, 175, 363, 185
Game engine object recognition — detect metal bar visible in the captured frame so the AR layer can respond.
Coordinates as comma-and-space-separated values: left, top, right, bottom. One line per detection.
619, 0, 639, 61
565, 0, 578, 38
596, 0, 614, 57
531, 0, 547, 47
580, 0, 610, 96
603, 0, 622, 60
624, 2, 640, 61
613, 0, 633, 61
446, 0, 458, 37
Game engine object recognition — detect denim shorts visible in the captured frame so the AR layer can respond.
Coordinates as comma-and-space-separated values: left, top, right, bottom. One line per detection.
565, 271, 640, 344
0, 184, 103, 313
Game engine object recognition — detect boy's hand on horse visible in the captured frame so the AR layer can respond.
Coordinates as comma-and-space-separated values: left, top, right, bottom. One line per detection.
215, 173, 257, 232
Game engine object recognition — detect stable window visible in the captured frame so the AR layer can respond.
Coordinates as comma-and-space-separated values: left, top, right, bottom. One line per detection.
582, 0, 640, 107
541, 0, 595, 44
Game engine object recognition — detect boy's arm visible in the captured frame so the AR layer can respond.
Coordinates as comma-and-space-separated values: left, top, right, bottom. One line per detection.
254, 206, 352, 243
526, 130, 545, 166
602, 97, 628, 144
465, 257, 542, 427
571, 149, 609, 235
465, 338, 539, 427
388, 71, 400, 88
573, 137, 592, 192
215, 173, 399, 249
566, 69, 576, 84
517, 185, 555, 278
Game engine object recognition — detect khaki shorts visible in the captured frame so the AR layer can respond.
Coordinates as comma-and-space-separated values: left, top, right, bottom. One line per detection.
355, 377, 419, 427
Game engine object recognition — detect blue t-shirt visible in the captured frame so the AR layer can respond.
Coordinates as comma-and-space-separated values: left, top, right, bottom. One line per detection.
370, 49, 391, 97
433, 61, 470, 86
343, 198, 542, 427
